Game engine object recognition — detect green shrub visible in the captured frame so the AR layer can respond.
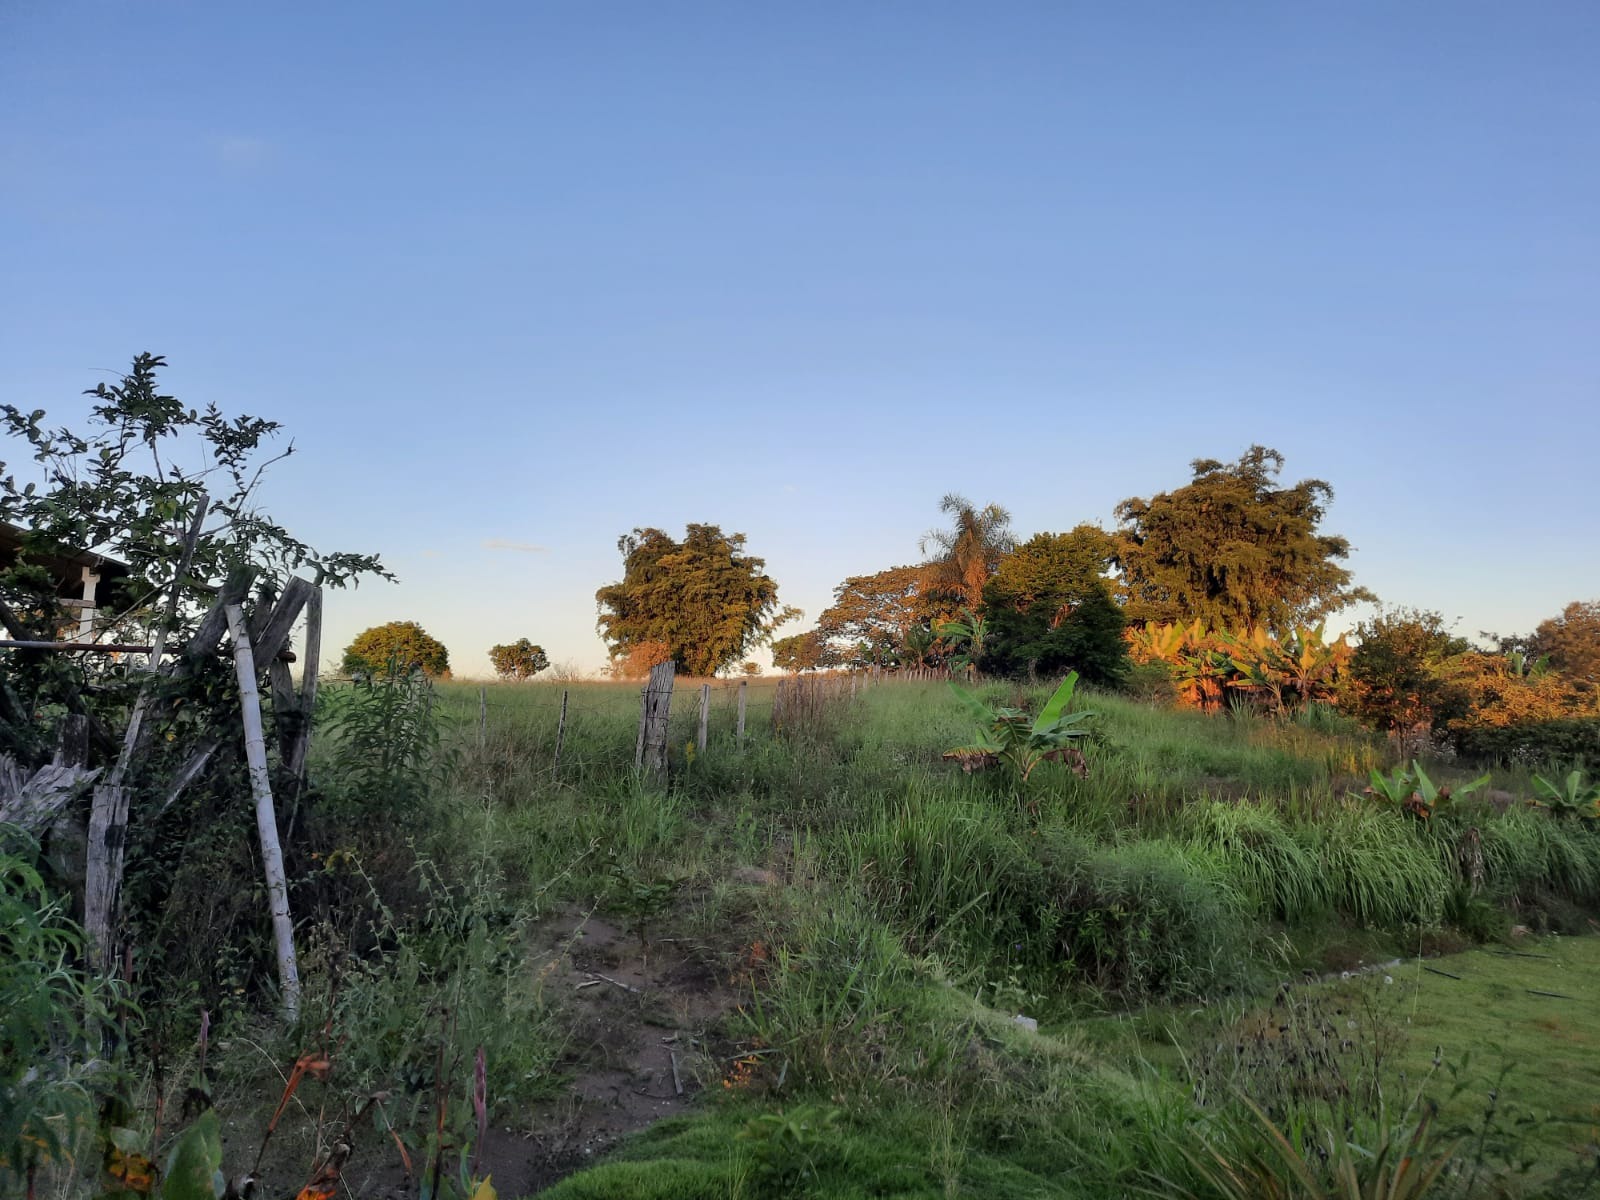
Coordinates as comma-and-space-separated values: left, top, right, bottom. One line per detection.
1, 831, 122, 1193
299, 848, 561, 1122
1451, 717, 1600, 767
1041, 838, 1253, 1001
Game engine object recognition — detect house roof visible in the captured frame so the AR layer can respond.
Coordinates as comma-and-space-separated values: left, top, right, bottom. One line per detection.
0, 520, 132, 604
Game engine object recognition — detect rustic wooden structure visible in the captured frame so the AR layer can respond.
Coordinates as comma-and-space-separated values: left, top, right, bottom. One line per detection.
0, 519, 133, 641
1, 507, 323, 1019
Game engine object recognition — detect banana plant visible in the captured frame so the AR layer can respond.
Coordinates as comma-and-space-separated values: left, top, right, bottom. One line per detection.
1506, 649, 1553, 679
1218, 626, 1286, 714
943, 671, 1094, 784
1529, 768, 1600, 820
935, 608, 987, 676
900, 624, 936, 670
1126, 621, 1189, 664
1359, 761, 1490, 820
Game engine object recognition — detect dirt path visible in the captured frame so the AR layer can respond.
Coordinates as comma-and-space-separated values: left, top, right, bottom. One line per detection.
498, 909, 741, 1192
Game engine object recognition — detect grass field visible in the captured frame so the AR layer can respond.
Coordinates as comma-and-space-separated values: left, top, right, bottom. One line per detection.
169, 673, 1600, 1197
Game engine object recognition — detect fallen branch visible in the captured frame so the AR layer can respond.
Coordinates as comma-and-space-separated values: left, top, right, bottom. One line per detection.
585, 972, 642, 995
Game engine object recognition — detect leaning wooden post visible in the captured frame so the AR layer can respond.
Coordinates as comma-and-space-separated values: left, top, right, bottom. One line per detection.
478, 686, 487, 751
736, 679, 748, 750
85, 494, 208, 969
225, 603, 301, 1024
552, 689, 569, 776
634, 661, 675, 780
284, 587, 322, 785
697, 684, 710, 754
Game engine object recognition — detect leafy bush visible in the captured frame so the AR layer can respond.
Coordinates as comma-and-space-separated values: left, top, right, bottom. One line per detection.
1451, 717, 1600, 766
301, 850, 560, 1123
319, 661, 453, 816
1356, 761, 1488, 821
1, 831, 121, 1194
1043, 838, 1252, 1001
1530, 767, 1600, 820
1120, 660, 1179, 706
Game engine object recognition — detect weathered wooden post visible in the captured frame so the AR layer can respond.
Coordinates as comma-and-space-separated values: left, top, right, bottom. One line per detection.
553, 688, 569, 775
635, 661, 674, 779
86, 494, 208, 970
697, 684, 710, 753
736, 679, 748, 750
478, 686, 487, 750
224, 603, 300, 1023
772, 677, 786, 732
284, 587, 322, 789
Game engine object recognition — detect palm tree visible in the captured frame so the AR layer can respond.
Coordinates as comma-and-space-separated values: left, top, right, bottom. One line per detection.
920, 493, 1014, 613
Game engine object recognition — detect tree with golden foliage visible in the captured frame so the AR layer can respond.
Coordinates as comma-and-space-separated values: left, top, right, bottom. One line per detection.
595, 525, 800, 677
1530, 600, 1600, 692
1115, 446, 1373, 632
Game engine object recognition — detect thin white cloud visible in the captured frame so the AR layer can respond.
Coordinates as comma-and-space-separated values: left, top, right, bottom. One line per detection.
482, 538, 547, 554
215, 136, 271, 171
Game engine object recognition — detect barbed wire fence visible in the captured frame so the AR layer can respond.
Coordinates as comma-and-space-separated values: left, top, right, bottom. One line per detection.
428, 667, 922, 785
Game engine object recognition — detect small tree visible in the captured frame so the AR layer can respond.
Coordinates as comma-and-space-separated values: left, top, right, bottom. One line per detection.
344, 621, 450, 678
488, 638, 550, 681
1344, 608, 1469, 735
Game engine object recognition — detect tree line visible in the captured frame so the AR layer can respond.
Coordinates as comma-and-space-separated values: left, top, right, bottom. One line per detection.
580, 443, 1595, 756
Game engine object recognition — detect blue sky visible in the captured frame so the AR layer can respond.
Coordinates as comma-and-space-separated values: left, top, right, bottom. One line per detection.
3, 3, 1596, 675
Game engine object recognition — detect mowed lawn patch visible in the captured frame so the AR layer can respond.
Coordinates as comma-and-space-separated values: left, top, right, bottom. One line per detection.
1391, 936, 1600, 1170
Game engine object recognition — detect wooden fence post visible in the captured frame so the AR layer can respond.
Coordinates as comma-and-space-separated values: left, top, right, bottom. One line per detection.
772, 677, 787, 732
85, 494, 208, 970
224, 603, 300, 1024
284, 587, 322, 789
697, 683, 710, 753
736, 679, 748, 750
478, 686, 487, 750
553, 688, 569, 775
635, 661, 675, 779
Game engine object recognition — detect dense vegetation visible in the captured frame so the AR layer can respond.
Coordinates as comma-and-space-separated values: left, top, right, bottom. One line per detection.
4, 358, 1600, 1199
10, 672, 1600, 1197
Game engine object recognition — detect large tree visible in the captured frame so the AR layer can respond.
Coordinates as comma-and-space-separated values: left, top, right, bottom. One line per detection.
815, 564, 930, 666
344, 621, 451, 678
1530, 600, 1600, 690
1114, 446, 1372, 632
920, 493, 1014, 613
595, 524, 799, 676
980, 526, 1129, 684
